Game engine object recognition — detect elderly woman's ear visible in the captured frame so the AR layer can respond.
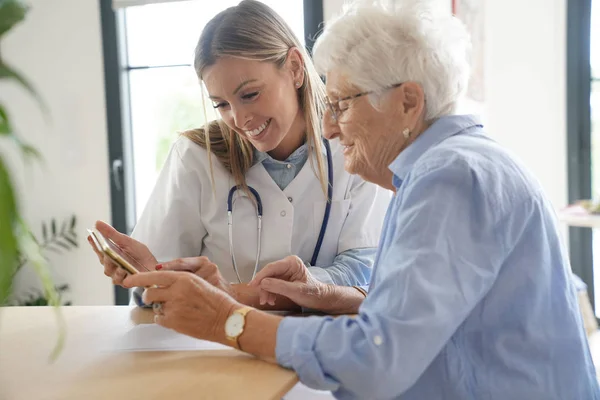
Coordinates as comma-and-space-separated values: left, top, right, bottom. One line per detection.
394, 82, 426, 124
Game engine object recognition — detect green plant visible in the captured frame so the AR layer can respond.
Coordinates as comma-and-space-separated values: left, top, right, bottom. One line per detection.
17, 215, 78, 269
11, 215, 78, 306
16, 283, 71, 306
0, 0, 64, 361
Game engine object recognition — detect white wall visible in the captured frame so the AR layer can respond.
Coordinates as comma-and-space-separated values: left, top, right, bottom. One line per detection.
485, 0, 567, 211
323, 0, 568, 211
0, 0, 114, 305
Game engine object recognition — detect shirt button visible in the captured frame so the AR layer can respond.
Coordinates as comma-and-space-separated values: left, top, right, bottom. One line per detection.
287, 197, 293, 203
280, 211, 286, 217
286, 164, 292, 169
373, 335, 383, 346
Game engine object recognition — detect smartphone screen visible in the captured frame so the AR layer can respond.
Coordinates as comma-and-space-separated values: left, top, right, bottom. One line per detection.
88, 229, 149, 274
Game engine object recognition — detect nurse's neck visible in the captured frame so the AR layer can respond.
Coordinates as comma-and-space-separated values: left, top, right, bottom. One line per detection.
267, 113, 307, 161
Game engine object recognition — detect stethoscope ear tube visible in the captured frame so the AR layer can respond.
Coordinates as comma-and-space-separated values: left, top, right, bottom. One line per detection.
310, 139, 333, 266
227, 139, 333, 282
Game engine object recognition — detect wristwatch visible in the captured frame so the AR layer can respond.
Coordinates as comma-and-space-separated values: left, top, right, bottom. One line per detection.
224, 306, 254, 350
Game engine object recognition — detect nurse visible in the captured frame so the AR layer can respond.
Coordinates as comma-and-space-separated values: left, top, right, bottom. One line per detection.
92, 0, 390, 308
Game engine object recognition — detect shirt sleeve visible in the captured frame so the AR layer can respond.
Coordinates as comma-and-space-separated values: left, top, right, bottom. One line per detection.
131, 138, 207, 263
307, 248, 377, 286
130, 287, 151, 308
129, 138, 207, 307
336, 176, 391, 253
275, 160, 515, 399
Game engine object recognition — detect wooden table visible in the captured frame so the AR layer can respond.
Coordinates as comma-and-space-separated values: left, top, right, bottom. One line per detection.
0, 306, 298, 400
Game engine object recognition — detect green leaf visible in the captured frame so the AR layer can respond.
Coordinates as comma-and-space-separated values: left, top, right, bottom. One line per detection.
30, 231, 39, 245
0, 157, 18, 304
42, 222, 48, 242
18, 142, 41, 159
15, 218, 65, 361
55, 283, 69, 292
70, 215, 77, 230
0, 61, 48, 116
0, 0, 28, 38
53, 240, 70, 251
0, 103, 42, 162
62, 236, 77, 248
0, 104, 11, 134
45, 244, 63, 255
51, 219, 56, 238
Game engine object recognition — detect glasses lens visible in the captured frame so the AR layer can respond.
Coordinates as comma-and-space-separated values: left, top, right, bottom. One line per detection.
325, 97, 337, 121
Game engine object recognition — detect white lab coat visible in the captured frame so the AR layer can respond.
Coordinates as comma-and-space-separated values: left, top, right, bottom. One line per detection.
131, 136, 391, 284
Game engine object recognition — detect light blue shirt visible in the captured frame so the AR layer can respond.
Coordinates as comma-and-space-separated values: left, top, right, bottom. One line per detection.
254, 142, 376, 287
275, 115, 600, 399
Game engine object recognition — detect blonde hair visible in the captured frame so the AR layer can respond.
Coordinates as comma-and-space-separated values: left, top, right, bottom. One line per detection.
184, 0, 328, 196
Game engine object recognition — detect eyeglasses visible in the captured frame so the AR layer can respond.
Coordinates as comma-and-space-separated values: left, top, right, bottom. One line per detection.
325, 83, 404, 122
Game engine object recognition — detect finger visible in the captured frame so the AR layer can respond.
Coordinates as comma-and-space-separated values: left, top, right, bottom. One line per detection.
154, 313, 168, 327
159, 257, 208, 273
154, 313, 176, 330
103, 258, 118, 277
143, 286, 172, 304
87, 236, 104, 264
259, 288, 269, 305
113, 267, 128, 285
260, 278, 303, 301
123, 271, 179, 289
267, 292, 276, 306
95, 220, 132, 249
249, 261, 292, 287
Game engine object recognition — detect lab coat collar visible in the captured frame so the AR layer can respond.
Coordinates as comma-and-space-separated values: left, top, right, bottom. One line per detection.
388, 114, 483, 189
252, 138, 327, 167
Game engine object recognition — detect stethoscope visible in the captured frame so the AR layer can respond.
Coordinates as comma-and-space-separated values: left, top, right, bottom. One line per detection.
227, 139, 333, 283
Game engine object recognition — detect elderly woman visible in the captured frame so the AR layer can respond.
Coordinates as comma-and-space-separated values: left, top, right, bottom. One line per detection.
124, 1, 600, 399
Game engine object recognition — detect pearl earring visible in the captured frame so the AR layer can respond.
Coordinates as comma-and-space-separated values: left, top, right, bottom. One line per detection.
402, 128, 410, 139
295, 81, 301, 88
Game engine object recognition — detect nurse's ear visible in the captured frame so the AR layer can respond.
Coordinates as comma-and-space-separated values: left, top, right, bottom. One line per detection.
284, 47, 305, 88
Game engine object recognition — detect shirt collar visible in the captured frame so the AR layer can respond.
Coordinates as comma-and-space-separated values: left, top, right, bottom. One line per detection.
388, 114, 483, 188
252, 138, 327, 166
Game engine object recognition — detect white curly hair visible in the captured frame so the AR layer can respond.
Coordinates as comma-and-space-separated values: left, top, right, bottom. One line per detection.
313, 0, 472, 121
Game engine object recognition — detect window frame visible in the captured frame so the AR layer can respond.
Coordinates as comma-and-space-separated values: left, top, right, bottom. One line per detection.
567, 0, 593, 309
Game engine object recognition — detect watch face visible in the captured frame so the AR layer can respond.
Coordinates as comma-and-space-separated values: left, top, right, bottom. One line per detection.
225, 313, 245, 337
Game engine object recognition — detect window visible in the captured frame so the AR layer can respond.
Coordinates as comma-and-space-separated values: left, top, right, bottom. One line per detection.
591, 0, 600, 313
567, 0, 596, 314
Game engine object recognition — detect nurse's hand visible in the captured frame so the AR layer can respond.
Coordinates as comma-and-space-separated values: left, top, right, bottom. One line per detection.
157, 257, 236, 300
88, 220, 158, 286
123, 271, 238, 343
249, 256, 332, 311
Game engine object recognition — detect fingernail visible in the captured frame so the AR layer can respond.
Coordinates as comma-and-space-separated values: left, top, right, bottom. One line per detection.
155, 264, 163, 270
262, 278, 271, 287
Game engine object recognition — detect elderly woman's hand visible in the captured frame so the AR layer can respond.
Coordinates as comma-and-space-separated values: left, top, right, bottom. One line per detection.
249, 255, 333, 310
123, 271, 239, 342
157, 257, 237, 301
87, 221, 157, 286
